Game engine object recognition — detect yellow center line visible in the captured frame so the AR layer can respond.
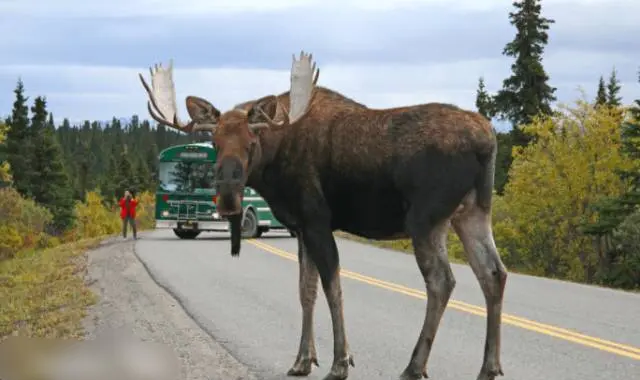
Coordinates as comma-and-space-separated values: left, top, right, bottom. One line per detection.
247, 239, 640, 361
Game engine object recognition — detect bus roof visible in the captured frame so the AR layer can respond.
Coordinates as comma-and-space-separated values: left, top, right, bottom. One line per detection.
158, 141, 216, 161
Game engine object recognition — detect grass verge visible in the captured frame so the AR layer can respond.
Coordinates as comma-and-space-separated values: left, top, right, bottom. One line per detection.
333, 230, 466, 264
0, 237, 104, 340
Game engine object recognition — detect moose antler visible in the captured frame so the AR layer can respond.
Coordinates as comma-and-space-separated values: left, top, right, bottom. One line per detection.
250, 51, 320, 130
138, 61, 217, 133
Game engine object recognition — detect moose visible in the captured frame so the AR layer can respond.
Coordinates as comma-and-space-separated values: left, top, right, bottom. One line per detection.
138, 52, 508, 380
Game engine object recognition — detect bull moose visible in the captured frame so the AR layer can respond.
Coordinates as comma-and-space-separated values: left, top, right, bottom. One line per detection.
138, 52, 508, 380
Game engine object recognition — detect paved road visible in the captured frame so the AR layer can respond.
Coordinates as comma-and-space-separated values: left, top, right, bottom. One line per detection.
135, 229, 640, 380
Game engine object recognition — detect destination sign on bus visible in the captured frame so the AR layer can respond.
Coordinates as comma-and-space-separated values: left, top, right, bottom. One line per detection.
178, 151, 208, 159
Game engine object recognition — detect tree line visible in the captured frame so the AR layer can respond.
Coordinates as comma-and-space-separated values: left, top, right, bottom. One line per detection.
0, 79, 193, 235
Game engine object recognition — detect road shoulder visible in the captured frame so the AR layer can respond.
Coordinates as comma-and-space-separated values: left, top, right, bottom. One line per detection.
82, 234, 257, 380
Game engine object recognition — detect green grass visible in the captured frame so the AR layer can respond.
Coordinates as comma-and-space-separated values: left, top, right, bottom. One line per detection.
0, 238, 103, 340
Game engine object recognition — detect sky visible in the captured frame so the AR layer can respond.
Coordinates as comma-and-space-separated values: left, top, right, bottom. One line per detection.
1, 0, 639, 132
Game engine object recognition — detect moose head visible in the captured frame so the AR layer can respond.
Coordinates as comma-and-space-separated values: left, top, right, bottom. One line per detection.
138, 52, 320, 254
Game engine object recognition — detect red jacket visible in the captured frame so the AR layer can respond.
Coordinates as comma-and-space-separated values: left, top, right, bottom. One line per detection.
118, 197, 138, 219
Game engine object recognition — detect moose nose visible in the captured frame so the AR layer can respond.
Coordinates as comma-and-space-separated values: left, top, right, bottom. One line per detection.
216, 157, 244, 184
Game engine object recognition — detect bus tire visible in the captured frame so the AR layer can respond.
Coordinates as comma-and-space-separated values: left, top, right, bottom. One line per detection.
173, 228, 200, 239
289, 229, 297, 237
241, 209, 260, 238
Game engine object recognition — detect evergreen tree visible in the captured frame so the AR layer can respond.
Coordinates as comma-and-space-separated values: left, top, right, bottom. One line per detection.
75, 141, 93, 200
495, 132, 514, 195
595, 76, 607, 106
5, 79, 35, 197
145, 142, 159, 187
114, 145, 135, 198
582, 71, 640, 282
132, 153, 152, 192
30, 96, 48, 135
493, 0, 557, 147
29, 96, 75, 232
100, 144, 120, 203
606, 67, 622, 107
46, 112, 55, 132
475, 77, 495, 120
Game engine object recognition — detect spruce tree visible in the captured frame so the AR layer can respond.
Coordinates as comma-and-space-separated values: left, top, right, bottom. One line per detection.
29, 96, 75, 232
145, 142, 159, 186
100, 155, 119, 204
5, 79, 35, 197
130, 153, 151, 192
115, 145, 135, 198
46, 112, 55, 132
475, 77, 495, 120
75, 141, 93, 201
606, 67, 622, 107
493, 0, 557, 147
595, 76, 607, 106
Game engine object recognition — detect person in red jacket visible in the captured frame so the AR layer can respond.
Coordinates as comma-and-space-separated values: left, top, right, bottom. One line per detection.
119, 189, 138, 239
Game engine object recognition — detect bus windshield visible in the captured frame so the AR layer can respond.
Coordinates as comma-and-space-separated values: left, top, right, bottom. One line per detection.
158, 160, 216, 194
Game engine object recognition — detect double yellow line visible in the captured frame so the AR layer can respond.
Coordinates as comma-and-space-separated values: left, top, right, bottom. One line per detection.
248, 239, 640, 361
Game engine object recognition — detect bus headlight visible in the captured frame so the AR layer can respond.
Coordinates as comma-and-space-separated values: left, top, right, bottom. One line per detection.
213, 212, 219, 219
162, 210, 169, 217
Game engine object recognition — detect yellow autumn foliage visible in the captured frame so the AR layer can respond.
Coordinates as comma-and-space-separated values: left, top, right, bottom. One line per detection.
0, 122, 11, 183
133, 191, 156, 230
63, 189, 157, 241
0, 188, 54, 260
493, 98, 633, 282
0, 187, 158, 258
67, 191, 121, 240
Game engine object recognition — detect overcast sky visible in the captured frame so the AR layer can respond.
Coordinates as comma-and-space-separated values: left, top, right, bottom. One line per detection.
1, 0, 639, 131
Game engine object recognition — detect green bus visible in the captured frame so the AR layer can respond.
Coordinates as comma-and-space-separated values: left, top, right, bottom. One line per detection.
155, 141, 291, 239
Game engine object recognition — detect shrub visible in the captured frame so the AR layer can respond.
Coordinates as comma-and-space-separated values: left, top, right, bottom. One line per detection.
134, 191, 156, 230
67, 191, 120, 241
596, 209, 640, 289
0, 188, 53, 260
493, 98, 631, 282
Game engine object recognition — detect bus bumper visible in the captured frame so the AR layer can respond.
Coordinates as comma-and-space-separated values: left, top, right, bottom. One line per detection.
155, 220, 230, 231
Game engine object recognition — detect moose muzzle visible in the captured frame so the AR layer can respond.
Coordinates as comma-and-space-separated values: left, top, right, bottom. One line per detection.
215, 157, 244, 216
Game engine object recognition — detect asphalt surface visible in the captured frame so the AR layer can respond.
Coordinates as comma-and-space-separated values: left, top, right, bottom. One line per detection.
135, 229, 640, 380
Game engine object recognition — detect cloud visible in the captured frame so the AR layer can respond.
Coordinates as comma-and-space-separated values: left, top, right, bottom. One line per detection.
0, 0, 639, 129
0, 60, 498, 124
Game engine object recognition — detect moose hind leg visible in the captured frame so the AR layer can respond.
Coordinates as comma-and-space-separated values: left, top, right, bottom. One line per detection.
452, 205, 507, 380
400, 220, 455, 380
288, 232, 321, 376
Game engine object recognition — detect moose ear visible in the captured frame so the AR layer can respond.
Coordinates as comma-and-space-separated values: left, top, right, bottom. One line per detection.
247, 95, 279, 123
186, 96, 221, 122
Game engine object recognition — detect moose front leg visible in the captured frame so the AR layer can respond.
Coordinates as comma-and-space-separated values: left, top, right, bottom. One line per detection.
288, 231, 321, 376
302, 225, 355, 380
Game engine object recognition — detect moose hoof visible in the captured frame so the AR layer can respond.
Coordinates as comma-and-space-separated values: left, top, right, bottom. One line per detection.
319, 354, 354, 380
476, 366, 504, 380
399, 367, 428, 380
321, 373, 348, 380
287, 356, 319, 377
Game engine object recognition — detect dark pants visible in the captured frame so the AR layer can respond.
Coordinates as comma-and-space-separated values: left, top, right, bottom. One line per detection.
122, 216, 137, 238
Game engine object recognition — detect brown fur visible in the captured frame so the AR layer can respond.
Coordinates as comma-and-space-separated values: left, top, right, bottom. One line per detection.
175, 79, 505, 380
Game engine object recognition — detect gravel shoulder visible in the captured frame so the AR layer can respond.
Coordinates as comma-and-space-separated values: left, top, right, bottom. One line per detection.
82, 233, 257, 380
